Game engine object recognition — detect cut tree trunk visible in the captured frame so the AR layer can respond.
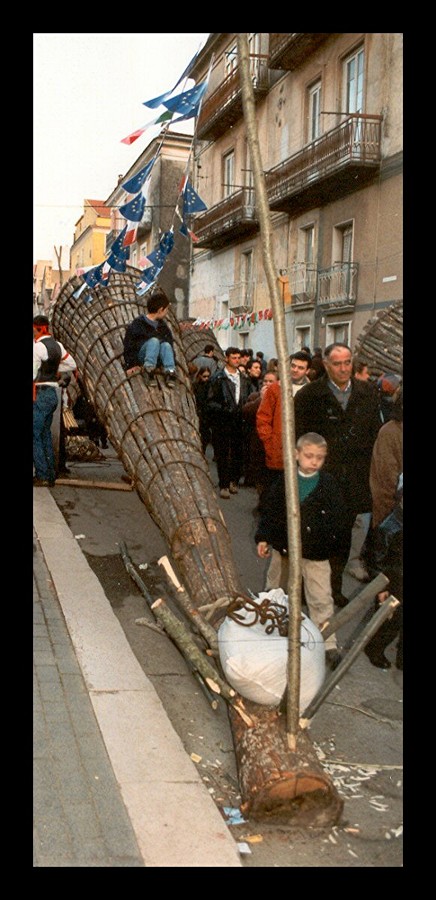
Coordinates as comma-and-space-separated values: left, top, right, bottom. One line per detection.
229, 701, 343, 824
51, 268, 342, 824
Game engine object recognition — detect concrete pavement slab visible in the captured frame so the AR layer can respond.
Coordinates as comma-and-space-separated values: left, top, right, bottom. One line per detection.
33, 487, 242, 867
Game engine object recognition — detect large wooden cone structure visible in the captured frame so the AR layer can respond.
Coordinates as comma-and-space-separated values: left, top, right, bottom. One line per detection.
52, 268, 342, 824
354, 298, 403, 378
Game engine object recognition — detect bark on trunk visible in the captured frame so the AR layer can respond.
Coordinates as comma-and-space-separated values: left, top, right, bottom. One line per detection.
51, 267, 342, 824
229, 701, 343, 824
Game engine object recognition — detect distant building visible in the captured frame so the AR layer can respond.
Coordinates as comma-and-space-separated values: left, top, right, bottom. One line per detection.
70, 199, 111, 273
105, 130, 192, 320
33, 247, 71, 315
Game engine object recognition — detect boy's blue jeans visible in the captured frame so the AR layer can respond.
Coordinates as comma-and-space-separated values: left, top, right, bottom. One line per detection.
138, 337, 175, 372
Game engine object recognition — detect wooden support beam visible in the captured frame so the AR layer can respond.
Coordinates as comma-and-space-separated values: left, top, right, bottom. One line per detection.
54, 477, 133, 491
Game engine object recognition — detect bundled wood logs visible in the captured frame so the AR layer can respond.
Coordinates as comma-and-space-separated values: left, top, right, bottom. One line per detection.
354, 299, 403, 377
51, 268, 342, 824
52, 269, 241, 625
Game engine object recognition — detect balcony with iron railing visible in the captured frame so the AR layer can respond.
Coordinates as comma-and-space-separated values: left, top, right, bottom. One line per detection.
317, 262, 358, 311
193, 187, 259, 250
268, 33, 331, 70
265, 114, 382, 215
196, 54, 269, 142
228, 279, 255, 314
281, 263, 318, 308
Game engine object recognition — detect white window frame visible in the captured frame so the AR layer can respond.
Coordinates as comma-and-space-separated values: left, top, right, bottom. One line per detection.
343, 46, 365, 114
223, 150, 235, 198
325, 320, 352, 347
308, 80, 322, 142
295, 326, 311, 351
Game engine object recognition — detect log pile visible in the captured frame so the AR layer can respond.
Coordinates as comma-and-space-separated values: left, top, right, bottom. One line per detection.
51, 268, 342, 824
353, 298, 403, 377
178, 322, 225, 368
52, 269, 242, 626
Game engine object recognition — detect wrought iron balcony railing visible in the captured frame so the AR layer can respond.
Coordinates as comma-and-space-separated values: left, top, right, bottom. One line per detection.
269, 33, 331, 70
280, 263, 318, 307
197, 54, 269, 141
228, 280, 255, 313
265, 114, 382, 214
193, 187, 259, 250
317, 262, 358, 310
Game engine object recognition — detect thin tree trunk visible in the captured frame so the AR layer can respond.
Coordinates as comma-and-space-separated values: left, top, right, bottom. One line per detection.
237, 34, 302, 748
54, 245, 63, 286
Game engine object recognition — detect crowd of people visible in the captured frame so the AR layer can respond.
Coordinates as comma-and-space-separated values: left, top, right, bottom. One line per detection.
187, 338, 403, 673
34, 289, 402, 676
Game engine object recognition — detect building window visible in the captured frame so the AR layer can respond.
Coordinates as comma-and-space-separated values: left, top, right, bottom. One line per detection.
304, 225, 315, 265
332, 222, 353, 265
242, 250, 253, 306
308, 80, 322, 142
225, 42, 237, 77
326, 321, 351, 346
223, 150, 235, 198
296, 326, 311, 351
343, 47, 364, 114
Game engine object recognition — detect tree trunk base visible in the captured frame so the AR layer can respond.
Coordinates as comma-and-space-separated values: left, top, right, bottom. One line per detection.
229, 701, 343, 825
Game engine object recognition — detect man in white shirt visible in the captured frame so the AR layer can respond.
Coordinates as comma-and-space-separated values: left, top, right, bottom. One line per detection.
33, 315, 76, 486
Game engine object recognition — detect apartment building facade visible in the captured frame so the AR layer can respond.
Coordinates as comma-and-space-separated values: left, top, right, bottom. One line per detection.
70, 200, 111, 272
105, 131, 193, 320
188, 33, 403, 360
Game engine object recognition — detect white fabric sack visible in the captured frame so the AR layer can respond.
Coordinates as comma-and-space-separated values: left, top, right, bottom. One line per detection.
218, 588, 325, 711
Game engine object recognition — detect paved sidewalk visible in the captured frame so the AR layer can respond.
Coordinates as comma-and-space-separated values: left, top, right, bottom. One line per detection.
33, 487, 242, 868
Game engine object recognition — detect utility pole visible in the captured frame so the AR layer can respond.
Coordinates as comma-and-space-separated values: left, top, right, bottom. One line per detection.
236, 34, 302, 749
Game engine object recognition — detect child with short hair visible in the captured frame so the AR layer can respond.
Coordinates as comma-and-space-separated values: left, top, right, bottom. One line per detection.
123, 286, 176, 387
255, 432, 348, 669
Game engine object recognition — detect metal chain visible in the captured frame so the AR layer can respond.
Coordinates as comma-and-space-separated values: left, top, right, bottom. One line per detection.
226, 596, 289, 637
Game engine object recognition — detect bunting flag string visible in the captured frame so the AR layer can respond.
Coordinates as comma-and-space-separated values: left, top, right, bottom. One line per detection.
141, 44, 203, 109
79, 42, 210, 300
191, 309, 274, 331
121, 158, 157, 194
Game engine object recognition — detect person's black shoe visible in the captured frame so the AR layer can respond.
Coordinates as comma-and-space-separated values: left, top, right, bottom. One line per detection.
33, 478, 50, 487
142, 368, 157, 387
333, 593, 348, 608
164, 370, 177, 388
364, 647, 391, 669
325, 649, 342, 671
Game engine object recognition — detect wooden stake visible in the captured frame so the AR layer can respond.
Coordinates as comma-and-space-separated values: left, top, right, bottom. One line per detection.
237, 34, 302, 747
54, 477, 133, 491
300, 595, 400, 724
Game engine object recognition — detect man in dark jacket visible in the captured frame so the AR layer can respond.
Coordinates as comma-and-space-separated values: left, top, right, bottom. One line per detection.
294, 343, 382, 604
207, 347, 255, 498
123, 286, 176, 388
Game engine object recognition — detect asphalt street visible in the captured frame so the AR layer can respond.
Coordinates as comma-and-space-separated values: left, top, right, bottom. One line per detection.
34, 443, 404, 867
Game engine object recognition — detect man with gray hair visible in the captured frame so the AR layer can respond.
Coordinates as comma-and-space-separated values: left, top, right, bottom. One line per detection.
294, 342, 382, 604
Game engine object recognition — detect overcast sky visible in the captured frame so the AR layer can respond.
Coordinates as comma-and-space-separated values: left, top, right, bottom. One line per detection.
33, 33, 210, 263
